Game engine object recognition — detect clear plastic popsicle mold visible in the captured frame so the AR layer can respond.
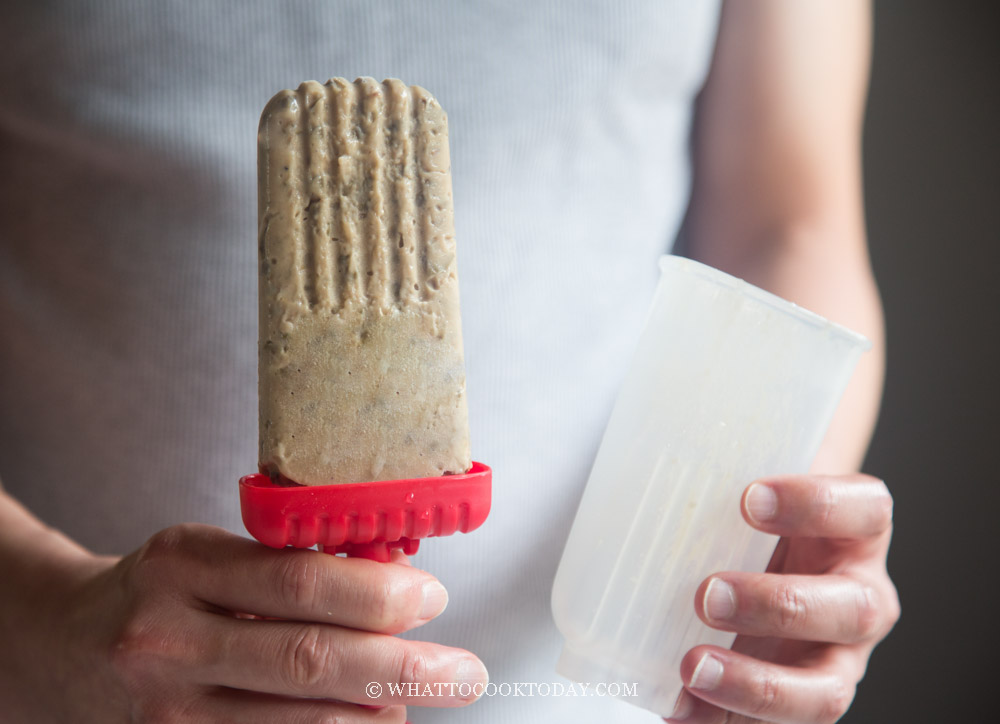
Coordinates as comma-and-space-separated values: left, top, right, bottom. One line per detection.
551, 255, 871, 716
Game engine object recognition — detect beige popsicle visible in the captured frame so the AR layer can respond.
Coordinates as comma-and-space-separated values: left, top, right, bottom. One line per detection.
257, 77, 471, 486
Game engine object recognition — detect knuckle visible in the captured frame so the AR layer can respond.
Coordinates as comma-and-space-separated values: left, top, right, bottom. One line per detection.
365, 570, 417, 632
395, 645, 431, 686
856, 475, 893, 533
815, 482, 838, 529
133, 525, 203, 582
109, 613, 194, 683
143, 525, 195, 560
278, 556, 323, 612
854, 585, 881, 641
770, 582, 807, 634
126, 525, 223, 602
866, 476, 894, 532
109, 617, 161, 676
749, 671, 783, 718
285, 626, 337, 693
876, 481, 894, 526
819, 679, 855, 724
133, 531, 181, 582
364, 571, 399, 630
877, 582, 902, 639
886, 585, 902, 629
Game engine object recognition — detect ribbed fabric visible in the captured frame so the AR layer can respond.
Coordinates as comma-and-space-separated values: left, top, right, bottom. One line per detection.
0, 1, 721, 721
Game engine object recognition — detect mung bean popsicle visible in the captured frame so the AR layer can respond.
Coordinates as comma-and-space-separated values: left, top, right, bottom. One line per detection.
257, 77, 470, 486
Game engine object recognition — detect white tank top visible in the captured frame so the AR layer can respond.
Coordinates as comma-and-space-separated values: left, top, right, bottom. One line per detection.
0, 2, 721, 721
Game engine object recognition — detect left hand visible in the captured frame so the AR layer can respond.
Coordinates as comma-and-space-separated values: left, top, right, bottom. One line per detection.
666, 473, 900, 724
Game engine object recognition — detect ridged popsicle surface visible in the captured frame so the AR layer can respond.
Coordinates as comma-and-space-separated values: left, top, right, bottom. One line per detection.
258, 77, 470, 485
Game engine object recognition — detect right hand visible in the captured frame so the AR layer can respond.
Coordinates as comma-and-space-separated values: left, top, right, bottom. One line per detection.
5, 523, 487, 723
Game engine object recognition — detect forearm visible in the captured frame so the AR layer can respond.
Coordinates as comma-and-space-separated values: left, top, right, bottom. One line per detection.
0, 479, 100, 607
686, 226, 884, 473
683, 0, 879, 473
0, 479, 119, 719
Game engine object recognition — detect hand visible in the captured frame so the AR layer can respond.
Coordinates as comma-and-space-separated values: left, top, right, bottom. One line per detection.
667, 474, 899, 724
2, 523, 487, 723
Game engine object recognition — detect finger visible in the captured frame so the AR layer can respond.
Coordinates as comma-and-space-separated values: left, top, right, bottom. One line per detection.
742, 474, 892, 539
195, 614, 488, 707
160, 527, 447, 633
695, 573, 881, 644
665, 688, 730, 723
678, 645, 855, 724
197, 687, 407, 723
240, 552, 448, 633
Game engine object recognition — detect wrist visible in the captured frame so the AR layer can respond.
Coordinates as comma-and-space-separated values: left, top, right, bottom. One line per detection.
1, 489, 91, 570
0, 486, 108, 638
0, 487, 122, 721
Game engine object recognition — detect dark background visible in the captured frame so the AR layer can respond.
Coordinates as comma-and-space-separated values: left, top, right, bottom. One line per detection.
845, 3, 999, 722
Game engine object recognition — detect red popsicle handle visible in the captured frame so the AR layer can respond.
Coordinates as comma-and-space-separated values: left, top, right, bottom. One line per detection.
239, 462, 491, 562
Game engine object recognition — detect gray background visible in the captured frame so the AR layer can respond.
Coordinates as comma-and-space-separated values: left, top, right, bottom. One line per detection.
845, 2, 999, 722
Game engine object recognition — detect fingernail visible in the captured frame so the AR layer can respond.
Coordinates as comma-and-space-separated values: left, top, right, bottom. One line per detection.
703, 578, 737, 621
689, 653, 724, 691
746, 483, 778, 523
454, 657, 489, 699
420, 580, 449, 620
670, 690, 694, 720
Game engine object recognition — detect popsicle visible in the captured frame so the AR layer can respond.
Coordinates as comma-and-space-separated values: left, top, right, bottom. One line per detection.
257, 77, 471, 486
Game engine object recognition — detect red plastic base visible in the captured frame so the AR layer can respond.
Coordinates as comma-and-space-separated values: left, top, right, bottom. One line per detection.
239, 462, 491, 562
